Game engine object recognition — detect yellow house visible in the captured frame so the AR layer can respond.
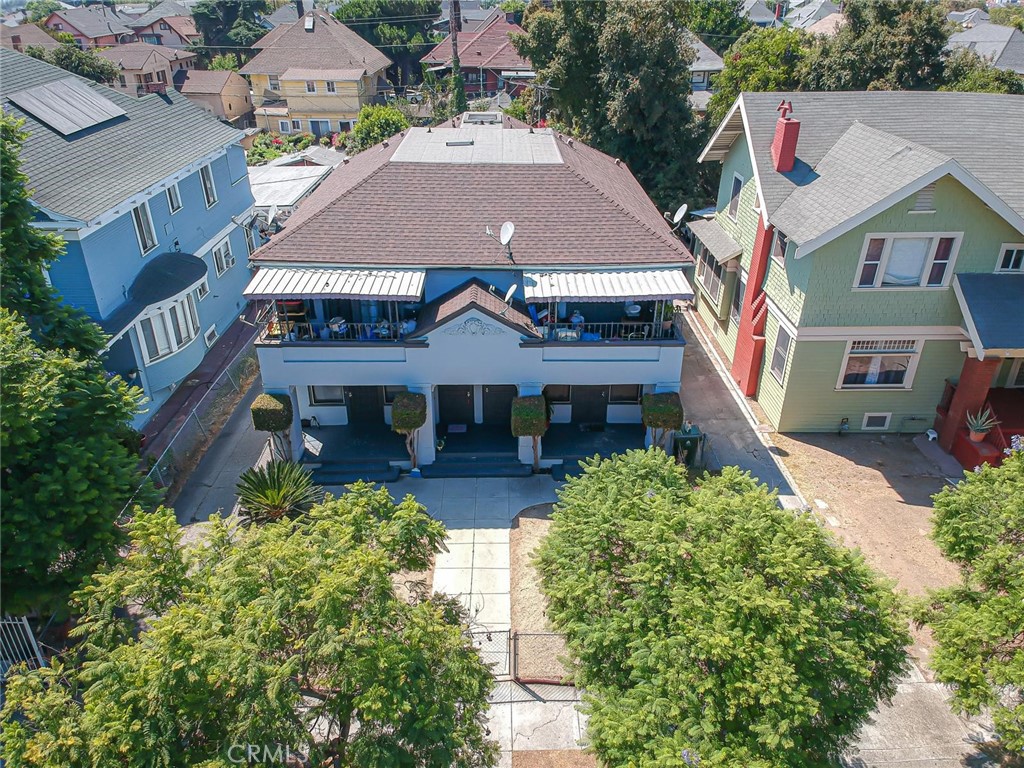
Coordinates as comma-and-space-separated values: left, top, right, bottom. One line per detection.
240, 10, 391, 136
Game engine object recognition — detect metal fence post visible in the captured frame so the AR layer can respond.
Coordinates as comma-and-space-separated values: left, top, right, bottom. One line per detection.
191, 409, 208, 438
226, 368, 239, 393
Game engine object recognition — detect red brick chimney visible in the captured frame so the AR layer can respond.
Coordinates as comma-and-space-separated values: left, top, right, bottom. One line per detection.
770, 100, 800, 174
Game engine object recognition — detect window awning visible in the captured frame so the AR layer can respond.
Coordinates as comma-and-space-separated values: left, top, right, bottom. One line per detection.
523, 269, 694, 303
688, 218, 743, 264
243, 268, 426, 302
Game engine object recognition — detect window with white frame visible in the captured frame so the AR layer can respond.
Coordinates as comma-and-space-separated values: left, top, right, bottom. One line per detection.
309, 385, 345, 405
204, 325, 219, 347
771, 229, 788, 264
279, 119, 290, 133
195, 278, 210, 300
291, 119, 301, 131
268, 76, 280, 91
244, 225, 257, 256
839, 339, 918, 389
696, 245, 724, 302
691, 71, 706, 84
212, 239, 234, 276
730, 273, 746, 324
855, 233, 960, 288
131, 201, 157, 255
199, 164, 218, 208
728, 174, 743, 220
166, 182, 182, 213
138, 294, 200, 363
159, 21, 169, 29
326, 80, 336, 93
305, 80, 316, 93
997, 244, 1024, 272
769, 326, 792, 384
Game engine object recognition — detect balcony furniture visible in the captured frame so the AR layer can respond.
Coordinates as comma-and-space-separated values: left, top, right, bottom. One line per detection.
556, 328, 581, 342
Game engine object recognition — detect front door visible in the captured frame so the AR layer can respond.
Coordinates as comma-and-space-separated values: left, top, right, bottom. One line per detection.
345, 386, 383, 425
571, 385, 608, 424
438, 385, 474, 426
482, 385, 517, 425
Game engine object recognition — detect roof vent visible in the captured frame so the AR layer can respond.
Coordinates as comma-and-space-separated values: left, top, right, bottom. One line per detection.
446, 139, 474, 146
615, 158, 621, 166
912, 183, 936, 212
304, 15, 314, 31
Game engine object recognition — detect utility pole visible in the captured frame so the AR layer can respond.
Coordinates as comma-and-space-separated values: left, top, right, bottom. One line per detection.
449, 0, 468, 115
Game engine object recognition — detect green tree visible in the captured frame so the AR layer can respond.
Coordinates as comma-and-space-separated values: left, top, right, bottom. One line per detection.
683, 0, 753, 54
335, 0, 441, 85
707, 26, 809, 125
1, 491, 498, 767
192, 0, 269, 56
208, 52, 239, 71
537, 450, 910, 767
990, 5, 1024, 32
349, 103, 410, 152
36, 43, 121, 84
941, 48, 1024, 94
25, 0, 61, 22
916, 442, 1024, 754
800, 0, 949, 91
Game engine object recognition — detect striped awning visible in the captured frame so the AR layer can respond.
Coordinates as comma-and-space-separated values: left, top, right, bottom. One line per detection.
523, 269, 694, 303
243, 268, 425, 301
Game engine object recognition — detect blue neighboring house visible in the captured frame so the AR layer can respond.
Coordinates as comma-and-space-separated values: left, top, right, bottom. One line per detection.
1, 49, 258, 429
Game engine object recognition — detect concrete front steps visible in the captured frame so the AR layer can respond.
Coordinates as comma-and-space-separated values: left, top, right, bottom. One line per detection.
309, 459, 401, 485
419, 454, 532, 479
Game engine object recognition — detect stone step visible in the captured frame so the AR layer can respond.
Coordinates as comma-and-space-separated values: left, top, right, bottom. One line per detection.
311, 463, 401, 485
420, 461, 532, 479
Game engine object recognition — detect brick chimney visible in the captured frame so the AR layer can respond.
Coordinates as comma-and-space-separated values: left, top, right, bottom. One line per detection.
770, 100, 800, 174
296, 0, 305, 18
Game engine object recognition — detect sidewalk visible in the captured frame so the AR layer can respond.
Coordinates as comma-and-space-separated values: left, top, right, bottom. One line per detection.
679, 309, 802, 506
173, 383, 268, 525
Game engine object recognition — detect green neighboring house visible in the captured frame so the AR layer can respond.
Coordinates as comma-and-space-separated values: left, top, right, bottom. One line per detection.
692, 91, 1024, 466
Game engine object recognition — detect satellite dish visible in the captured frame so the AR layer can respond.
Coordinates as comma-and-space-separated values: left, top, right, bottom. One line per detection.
503, 284, 517, 303
672, 203, 688, 225
500, 221, 515, 246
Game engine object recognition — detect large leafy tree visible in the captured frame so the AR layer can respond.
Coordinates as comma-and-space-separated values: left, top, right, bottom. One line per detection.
800, 0, 949, 91
917, 441, 1024, 754
706, 26, 809, 125
335, 0, 441, 85
2, 489, 498, 767
26, 42, 120, 84
683, 0, 752, 54
990, 4, 1024, 32
1, 114, 145, 613
537, 450, 910, 767
941, 48, 1024, 94
192, 0, 269, 56
349, 103, 410, 152
25, 0, 62, 22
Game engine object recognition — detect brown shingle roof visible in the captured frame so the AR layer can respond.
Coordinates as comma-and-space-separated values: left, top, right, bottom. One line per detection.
240, 10, 390, 77
412, 277, 539, 337
172, 68, 237, 94
253, 123, 692, 268
95, 41, 194, 70
0, 23, 61, 52
423, 14, 530, 71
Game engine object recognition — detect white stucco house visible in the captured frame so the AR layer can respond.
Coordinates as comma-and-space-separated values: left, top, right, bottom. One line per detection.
244, 112, 695, 476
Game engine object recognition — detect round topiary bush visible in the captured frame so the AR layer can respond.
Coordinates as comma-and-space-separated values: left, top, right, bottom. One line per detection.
511, 395, 547, 470
391, 391, 427, 467
251, 393, 293, 458
641, 392, 684, 449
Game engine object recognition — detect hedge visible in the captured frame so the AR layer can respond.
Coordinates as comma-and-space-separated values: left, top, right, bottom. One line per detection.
391, 391, 427, 433
251, 393, 293, 433
641, 392, 684, 432
511, 395, 547, 437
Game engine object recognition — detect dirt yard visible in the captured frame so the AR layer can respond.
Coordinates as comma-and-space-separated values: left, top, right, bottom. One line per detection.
396, 556, 434, 605
513, 751, 598, 768
772, 432, 960, 664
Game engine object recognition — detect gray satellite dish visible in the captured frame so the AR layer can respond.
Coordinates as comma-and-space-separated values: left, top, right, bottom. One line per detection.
500, 221, 515, 246
672, 203, 688, 225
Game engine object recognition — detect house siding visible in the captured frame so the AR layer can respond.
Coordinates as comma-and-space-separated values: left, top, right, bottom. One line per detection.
48, 240, 98, 317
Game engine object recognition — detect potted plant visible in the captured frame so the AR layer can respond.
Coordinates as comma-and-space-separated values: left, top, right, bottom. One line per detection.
966, 408, 1000, 443
656, 302, 677, 332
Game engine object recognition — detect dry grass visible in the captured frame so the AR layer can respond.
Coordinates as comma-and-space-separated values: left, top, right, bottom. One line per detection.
513, 751, 598, 768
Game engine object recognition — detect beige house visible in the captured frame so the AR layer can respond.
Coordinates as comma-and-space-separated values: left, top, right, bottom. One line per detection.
129, 0, 201, 47
173, 69, 253, 126
239, 9, 391, 137
96, 42, 195, 95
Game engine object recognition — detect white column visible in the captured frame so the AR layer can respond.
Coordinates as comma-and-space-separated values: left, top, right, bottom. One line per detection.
288, 385, 304, 461
410, 383, 436, 466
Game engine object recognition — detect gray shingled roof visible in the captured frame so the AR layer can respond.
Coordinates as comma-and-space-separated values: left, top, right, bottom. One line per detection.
95, 41, 194, 70
100, 251, 208, 335
0, 49, 242, 223
948, 23, 1024, 74
128, 0, 191, 29
50, 6, 134, 39
240, 10, 391, 77
688, 218, 742, 263
684, 31, 724, 73
955, 274, 1024, 354
727, 91, 1024, 238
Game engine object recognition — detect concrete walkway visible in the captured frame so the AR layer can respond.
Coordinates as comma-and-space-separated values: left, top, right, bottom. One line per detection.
173, 384, 269, 525
679, 310, 803, 507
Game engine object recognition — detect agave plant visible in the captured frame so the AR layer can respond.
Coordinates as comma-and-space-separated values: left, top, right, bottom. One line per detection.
965, 407, 1000, 435
236, 460, 322, 525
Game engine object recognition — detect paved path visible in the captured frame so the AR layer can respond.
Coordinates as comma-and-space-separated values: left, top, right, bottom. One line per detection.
679, 310, 803, 507
173, 384, 268, 525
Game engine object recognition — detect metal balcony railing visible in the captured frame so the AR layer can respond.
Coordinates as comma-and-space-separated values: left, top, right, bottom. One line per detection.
539, 321, 678, 342
260, 320, 410, 343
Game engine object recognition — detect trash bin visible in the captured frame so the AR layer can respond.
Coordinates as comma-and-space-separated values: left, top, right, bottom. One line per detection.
673, 425, 704, 469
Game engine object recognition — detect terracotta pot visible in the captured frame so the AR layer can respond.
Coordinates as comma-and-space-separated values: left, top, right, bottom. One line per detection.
968, 429, 988, 443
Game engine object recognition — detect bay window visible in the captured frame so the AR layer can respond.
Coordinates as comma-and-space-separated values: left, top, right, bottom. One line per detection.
138, 294, 200, 363
696, 244, 724, 303
855, 233, 960, 288
839, 339, 918, 389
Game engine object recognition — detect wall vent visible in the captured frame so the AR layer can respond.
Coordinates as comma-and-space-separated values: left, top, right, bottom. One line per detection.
912, 183, 936, 212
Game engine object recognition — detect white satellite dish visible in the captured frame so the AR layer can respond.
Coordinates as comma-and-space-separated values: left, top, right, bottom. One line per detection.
672, 203, 688, 225
500, 221, 515, 246
503, 284, 517, 303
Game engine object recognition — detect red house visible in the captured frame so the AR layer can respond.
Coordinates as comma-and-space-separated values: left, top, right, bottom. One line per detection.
422, 12, 534, 99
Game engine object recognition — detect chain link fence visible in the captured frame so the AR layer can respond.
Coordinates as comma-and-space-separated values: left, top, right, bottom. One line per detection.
136, 341, 260, 510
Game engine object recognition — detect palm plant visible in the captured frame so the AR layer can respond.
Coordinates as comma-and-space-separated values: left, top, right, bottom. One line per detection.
236, 460, 322, 525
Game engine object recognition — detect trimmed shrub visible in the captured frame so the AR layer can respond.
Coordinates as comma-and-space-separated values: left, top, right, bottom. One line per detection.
642, 392, 684, 449
251, 393, 292, 433
391, 391, 427, 467
512, 395, 547, 470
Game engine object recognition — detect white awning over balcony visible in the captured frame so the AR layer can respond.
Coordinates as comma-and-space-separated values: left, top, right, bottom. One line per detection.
522, 269, 694, 303
243, 268, 425, 302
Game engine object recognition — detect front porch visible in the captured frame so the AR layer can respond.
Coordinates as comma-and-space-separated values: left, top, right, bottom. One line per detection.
542, 422, 647, 460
